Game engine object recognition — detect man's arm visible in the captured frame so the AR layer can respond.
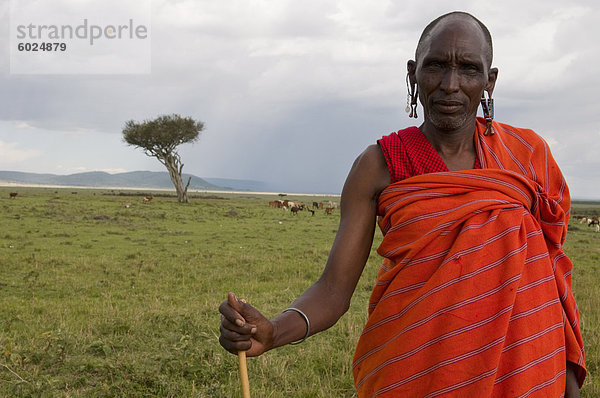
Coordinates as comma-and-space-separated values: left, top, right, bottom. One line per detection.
219, 144, 390, 355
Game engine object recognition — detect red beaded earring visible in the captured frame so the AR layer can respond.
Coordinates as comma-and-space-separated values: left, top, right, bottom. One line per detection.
481, 92, 494, 135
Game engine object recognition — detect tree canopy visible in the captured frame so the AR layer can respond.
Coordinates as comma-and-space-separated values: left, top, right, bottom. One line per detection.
122, 114, 204, 203
122, 114, 204, 159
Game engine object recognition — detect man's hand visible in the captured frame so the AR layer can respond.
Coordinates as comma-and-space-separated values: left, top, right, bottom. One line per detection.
219, 292, 274, 357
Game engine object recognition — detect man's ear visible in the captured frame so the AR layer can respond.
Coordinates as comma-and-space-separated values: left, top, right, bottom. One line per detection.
407, 60, 417, 86
486, 67, 498, 96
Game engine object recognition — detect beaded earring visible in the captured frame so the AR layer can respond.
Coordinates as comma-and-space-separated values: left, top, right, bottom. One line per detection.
481, 92, 494, 135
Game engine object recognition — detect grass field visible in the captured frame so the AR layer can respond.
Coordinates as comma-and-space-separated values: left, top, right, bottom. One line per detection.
0, 187, 598, 397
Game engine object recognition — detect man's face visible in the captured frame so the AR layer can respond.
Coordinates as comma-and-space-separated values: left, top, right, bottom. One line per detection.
411, 19, 497, 132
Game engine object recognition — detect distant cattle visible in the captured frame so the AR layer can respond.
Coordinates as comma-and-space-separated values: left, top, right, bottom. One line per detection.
268, 200, 312, 214
318, 202, 324, 209
588, 216, 600, 232
325, 207, 334, 215
9, 192, 18, 199
269, 200, 286, 209
124, 202, 132, 208
143, 196, 154, 203
313, 201, 319, 209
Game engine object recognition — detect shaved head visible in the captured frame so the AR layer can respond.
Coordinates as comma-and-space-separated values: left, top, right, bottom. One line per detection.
416, 12, 493, 67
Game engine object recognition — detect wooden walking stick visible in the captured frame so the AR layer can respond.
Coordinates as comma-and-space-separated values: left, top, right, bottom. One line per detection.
238, 350, 250, 398
238, 298, 250, 398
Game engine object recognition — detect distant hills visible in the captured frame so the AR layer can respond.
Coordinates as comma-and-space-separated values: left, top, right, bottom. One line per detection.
202, 177, 271, 192
0, 170, 271, 192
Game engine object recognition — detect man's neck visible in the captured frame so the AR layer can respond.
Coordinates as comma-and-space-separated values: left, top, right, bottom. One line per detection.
420, 120, 477, 171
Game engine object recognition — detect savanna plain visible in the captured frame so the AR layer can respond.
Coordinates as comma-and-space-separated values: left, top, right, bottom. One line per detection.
0, 187, 598, 397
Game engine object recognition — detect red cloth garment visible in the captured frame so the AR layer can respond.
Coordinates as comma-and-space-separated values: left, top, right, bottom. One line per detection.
353, 118, 586, 397
377, 126, 481, 183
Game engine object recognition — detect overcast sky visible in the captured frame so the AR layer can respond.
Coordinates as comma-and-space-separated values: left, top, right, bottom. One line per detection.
1, 0, 599, 197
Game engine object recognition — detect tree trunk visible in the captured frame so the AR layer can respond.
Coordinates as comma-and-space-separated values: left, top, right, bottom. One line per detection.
164, 155, 189, 203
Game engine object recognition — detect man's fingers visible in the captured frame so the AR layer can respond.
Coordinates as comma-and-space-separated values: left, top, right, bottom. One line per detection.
225, 292, 260, 329
219, 303, 255, 355
219, 292, 272, 357
219, 294, 245, 327
227, 292, 247, 326
220, 323, 252, 342
221, 316, 256, 335
219, 293, 258, 336
219, 335, 252, 355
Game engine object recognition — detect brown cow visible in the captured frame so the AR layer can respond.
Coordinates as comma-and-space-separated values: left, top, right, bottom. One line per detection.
9, 192, 18, 199
325, 207, 334, 215
269, 200, 286, 208
143, 196, 154, 203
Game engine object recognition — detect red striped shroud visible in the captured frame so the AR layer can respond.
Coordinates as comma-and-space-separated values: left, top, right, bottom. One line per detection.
353, 120, 585, 397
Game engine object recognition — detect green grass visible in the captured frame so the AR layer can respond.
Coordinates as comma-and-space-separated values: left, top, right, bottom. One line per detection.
0, 187, 598, 397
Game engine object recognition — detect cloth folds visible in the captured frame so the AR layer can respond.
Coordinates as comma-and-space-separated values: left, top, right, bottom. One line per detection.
353, 119, 586, 397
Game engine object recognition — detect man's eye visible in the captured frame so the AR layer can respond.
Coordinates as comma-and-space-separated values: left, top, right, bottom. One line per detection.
425, 62, 443, 69
462, 65, 480, 73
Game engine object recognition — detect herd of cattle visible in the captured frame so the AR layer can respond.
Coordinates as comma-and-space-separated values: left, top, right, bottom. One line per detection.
579, 216, 600, 232
6, 191, 600, 229
268, 199, 338, 215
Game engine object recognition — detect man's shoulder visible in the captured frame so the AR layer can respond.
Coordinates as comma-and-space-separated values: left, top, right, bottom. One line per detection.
380, 126, 421, 140
493, 121, 549, 151
378, 126, 423, 151
343, 144, 391, 200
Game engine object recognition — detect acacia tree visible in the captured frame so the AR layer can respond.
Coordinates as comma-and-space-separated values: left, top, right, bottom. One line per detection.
122, 114, 204, 203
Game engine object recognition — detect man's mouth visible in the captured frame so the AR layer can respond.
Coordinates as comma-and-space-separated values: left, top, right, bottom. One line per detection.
433, 100, 463, 113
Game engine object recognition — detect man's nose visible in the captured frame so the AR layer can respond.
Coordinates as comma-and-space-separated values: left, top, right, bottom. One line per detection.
439, 68, 460, 93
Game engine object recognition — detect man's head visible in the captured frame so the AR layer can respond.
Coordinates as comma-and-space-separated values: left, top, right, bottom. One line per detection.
408, 12, 498, 133
416, 12, 493, 68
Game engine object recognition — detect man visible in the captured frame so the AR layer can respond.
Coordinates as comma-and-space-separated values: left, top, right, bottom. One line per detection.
219, 12, 586, 397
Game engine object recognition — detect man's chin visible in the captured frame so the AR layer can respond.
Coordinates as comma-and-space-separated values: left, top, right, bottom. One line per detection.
427, 112, 472, 132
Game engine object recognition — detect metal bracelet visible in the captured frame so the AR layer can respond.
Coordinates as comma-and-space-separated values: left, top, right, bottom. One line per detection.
282, 307, 311, 345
